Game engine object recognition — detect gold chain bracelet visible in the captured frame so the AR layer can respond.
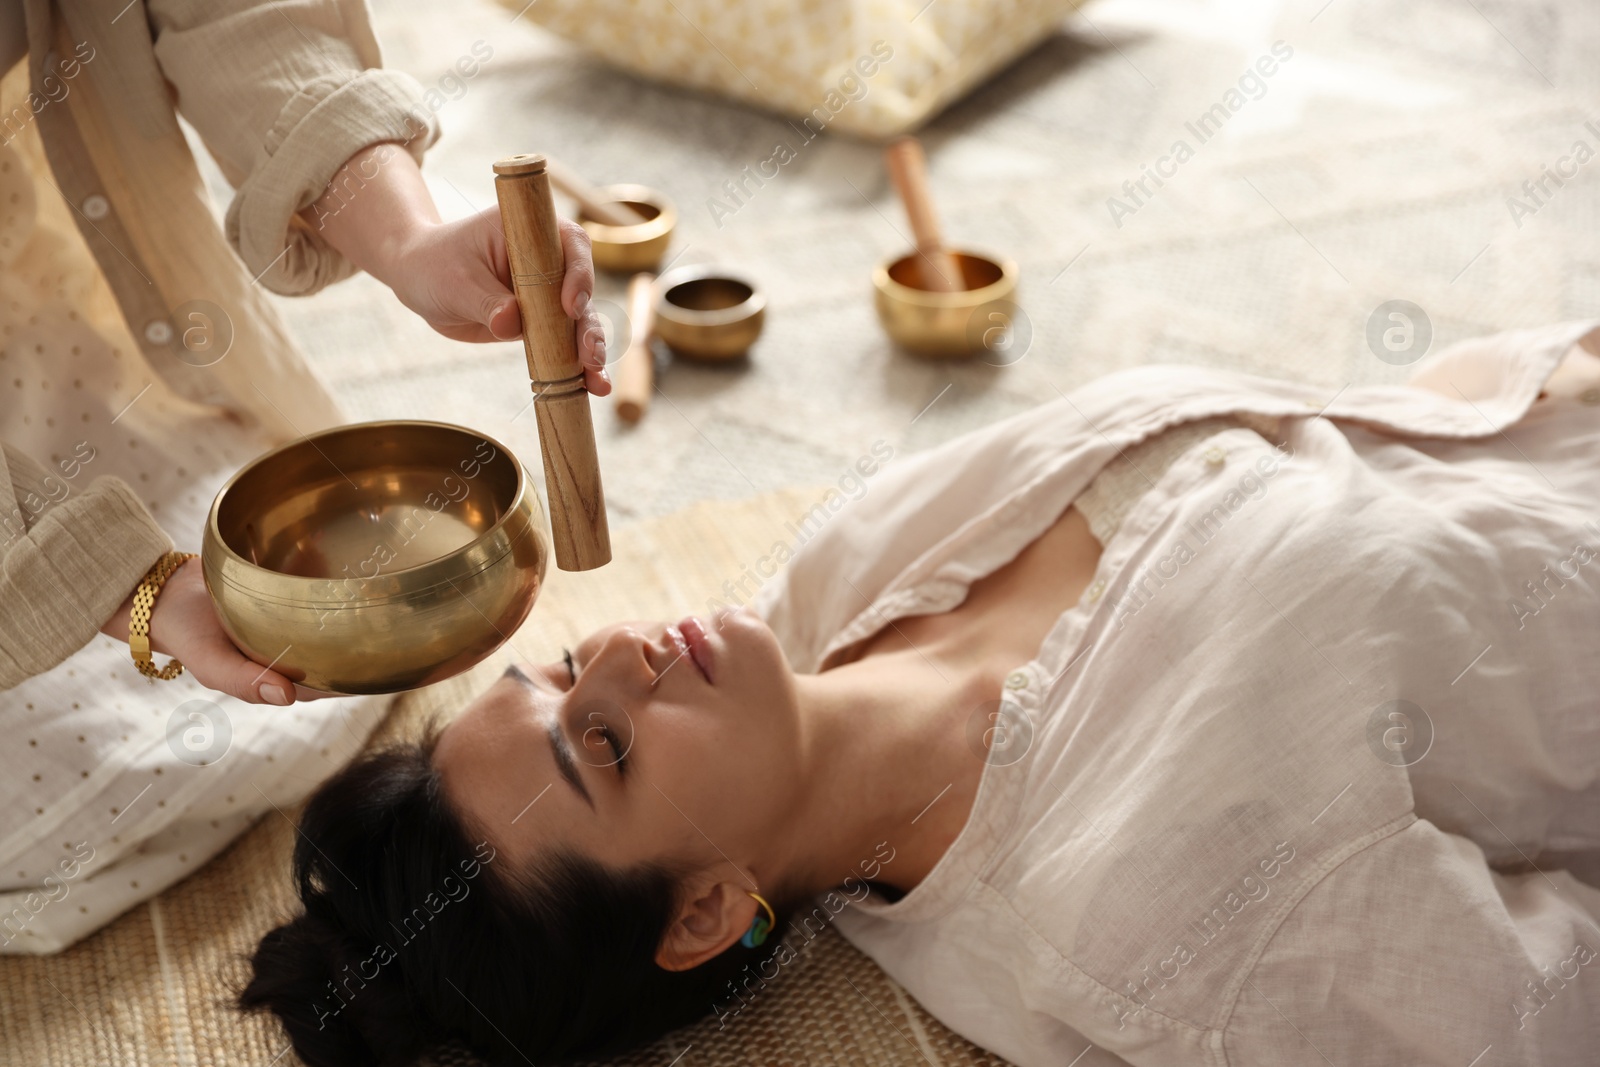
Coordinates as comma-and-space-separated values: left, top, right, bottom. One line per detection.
129, 550, 198, 680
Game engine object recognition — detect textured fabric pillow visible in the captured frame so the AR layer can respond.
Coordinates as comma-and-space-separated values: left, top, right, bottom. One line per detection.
503, 0, 1085, 137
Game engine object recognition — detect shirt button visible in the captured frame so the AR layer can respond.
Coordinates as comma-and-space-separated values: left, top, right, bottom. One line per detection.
144, 320, 173, 345
81, 194, 109, 220
1203, 445, 1226, 467
1004, 670, 1030, 690
1581, 387, 1600, 406
1086, 578, 1105, 602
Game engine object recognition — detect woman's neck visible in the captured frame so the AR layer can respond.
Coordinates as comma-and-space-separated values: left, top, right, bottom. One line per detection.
765, 503, 1100, 903
775, 644, 998, 900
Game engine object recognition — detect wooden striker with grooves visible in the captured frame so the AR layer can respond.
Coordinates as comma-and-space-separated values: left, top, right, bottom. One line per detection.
493, 153, 612, 571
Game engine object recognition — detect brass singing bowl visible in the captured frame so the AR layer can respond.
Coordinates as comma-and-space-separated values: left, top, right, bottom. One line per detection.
653, 264, 766, 362
201, 421, 549, 695
872, 249, 1019, 358
579, 184, 677, 273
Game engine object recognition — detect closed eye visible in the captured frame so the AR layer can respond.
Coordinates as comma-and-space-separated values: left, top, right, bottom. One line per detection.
601, 724, 628, 774
578, 715, 629, 775
565, 653, 628, 775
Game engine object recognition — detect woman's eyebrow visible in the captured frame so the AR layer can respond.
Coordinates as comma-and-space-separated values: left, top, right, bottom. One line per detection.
546, 720, 595, 810
502, 664, 593, 809
504, 663, 557, 693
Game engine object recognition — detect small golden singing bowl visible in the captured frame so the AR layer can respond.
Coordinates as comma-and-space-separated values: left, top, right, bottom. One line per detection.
202, 421, 549, 695
653, 265, 766, 362
872, 249, 1020, 358
579, 184, 676, 274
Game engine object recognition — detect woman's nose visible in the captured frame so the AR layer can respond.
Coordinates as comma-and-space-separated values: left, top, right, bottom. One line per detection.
584, 623, 661, 686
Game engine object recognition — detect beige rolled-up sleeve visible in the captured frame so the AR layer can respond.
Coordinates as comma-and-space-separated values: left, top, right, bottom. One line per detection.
147, 0, 441, 295
0, 445, 173, 690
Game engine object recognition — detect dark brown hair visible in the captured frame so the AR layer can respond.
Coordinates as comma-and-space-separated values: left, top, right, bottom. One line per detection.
239, 731, 792, 1065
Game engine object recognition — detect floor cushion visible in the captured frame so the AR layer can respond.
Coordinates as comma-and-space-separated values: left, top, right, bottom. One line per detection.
500, 0, 1086, 137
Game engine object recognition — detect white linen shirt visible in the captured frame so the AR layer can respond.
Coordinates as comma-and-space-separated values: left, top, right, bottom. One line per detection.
752, 321, 1600, 1067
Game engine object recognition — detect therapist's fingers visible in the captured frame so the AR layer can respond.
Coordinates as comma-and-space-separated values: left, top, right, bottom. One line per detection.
150, 561, 306, 706
558, 218, 596, 321
190, 641, 302, 706
480, 215, 607, 392
578, 303, 612, 395
193, 642, 334, 705
484, 291, 522, 342
557, 220, 612, 394
478, 208, 523, 341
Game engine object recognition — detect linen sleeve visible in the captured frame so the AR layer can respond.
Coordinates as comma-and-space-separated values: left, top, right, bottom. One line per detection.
1225, 819, 1600, 1066
146, 0, 441, 295
0, 444, 173, 690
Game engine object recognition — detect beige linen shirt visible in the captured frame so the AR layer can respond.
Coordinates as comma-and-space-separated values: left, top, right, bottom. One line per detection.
754, 321, 1600, 1067
1, 0, 439, 681
1, 0, 434, 952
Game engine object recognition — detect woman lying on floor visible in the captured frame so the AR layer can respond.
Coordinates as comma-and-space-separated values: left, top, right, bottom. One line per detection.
244, 321, 1600, 1067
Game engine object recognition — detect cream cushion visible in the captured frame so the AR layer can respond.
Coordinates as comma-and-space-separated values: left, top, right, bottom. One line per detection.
502, 0, 1086, 137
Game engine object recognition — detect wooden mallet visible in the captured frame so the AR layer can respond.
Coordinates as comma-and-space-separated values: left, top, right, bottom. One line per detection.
883, 136, 965, 293
545, 157, 649, 228
493, 153, 612, 571
613, 272, 655, 423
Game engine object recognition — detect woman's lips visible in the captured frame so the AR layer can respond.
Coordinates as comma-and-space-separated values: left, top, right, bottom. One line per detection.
676, 616, 715, 684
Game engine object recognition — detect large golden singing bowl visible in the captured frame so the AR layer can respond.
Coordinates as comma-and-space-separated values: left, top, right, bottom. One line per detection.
872, 249, 1019, 358
579, 184, 676, 274
653, 264, 766, 362
202, 421, 548, 695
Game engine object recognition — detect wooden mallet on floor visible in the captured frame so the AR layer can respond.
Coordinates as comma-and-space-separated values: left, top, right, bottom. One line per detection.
545, 157, 649, 227
613, 272, 655, 423
884, 136, 965, 293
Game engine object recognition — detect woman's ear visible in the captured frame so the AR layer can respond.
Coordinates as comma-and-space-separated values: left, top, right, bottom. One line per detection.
654, 879, 760, 972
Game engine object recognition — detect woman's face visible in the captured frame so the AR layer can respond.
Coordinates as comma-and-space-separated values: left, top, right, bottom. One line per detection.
432, 606, 804, 880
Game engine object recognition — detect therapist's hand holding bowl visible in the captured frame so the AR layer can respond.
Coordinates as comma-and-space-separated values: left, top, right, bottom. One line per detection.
99, 559, 319, 707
